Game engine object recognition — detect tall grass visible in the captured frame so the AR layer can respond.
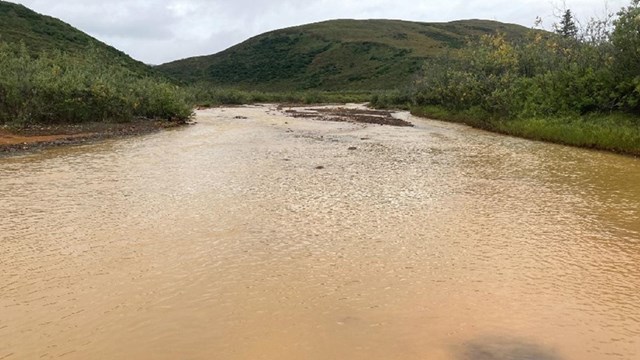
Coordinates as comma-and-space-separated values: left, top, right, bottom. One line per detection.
412, 105, 640, 155
494, 114, 640, 154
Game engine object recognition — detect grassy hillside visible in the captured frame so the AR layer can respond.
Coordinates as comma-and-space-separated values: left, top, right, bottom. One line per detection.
0, 0, 154, 75
157, 19, 530, 91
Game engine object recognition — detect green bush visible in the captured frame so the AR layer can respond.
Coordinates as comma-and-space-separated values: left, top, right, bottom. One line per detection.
369, 89, 412, 109
406, 1, 640, 121
0, 42, 192, 126
611, 0, 640, 112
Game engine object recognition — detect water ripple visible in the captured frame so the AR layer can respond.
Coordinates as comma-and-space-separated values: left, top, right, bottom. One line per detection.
1, 105, 639, 359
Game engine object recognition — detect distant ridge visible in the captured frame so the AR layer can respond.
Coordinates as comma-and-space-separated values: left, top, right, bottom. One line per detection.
157, 19, 531, 91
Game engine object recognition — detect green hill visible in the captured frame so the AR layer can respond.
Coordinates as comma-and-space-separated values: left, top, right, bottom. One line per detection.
0, 0, 153, 75
157, 19, 531, 91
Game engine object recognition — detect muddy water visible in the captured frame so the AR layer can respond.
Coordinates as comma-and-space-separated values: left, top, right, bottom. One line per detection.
1, 105, 639, 360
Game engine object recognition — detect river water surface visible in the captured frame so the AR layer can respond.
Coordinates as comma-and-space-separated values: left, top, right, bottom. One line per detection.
1, 105, 639, 360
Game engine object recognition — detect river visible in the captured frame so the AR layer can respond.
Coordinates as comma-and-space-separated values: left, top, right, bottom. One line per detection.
1, 104, 639, 359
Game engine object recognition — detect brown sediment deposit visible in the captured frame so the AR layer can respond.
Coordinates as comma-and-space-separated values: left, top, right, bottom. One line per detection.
0, 120, 186, 154
280, 105, 413, 127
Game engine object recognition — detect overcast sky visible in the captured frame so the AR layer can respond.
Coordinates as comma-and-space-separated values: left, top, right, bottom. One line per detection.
10, 0, 629, 65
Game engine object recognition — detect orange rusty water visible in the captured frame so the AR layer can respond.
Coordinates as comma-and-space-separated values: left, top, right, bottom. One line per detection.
1, 105, 639, 360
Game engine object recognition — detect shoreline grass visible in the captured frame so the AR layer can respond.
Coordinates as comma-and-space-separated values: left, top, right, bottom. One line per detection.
411, 105, 640, 156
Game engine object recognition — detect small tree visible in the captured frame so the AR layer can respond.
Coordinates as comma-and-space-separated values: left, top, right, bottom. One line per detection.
556, 9, 579, 38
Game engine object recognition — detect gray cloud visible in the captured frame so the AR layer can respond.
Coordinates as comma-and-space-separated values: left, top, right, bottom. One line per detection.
10, 0, 629, 64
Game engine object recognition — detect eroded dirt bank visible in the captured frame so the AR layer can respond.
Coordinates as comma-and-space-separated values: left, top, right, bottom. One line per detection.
0, 119, 186, 154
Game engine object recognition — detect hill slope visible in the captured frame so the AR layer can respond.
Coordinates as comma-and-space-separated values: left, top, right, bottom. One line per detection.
157, 19, 531, 91
0, 0, 153, 75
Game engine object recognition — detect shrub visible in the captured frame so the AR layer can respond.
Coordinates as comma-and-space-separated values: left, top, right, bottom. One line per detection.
0, 42, 192, 126
409, 1, 640, 120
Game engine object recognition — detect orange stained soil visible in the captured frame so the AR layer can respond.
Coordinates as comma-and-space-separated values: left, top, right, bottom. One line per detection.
0, 129, 94, 146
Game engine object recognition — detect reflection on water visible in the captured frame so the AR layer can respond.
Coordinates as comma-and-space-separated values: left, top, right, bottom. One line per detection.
456, 336, 562, 360
1, 104, 639, 360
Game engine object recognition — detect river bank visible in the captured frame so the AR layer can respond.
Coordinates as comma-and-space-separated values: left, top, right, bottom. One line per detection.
4, 103, 638, 157
410, 105, 640, 157
0, 119, 188, 155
